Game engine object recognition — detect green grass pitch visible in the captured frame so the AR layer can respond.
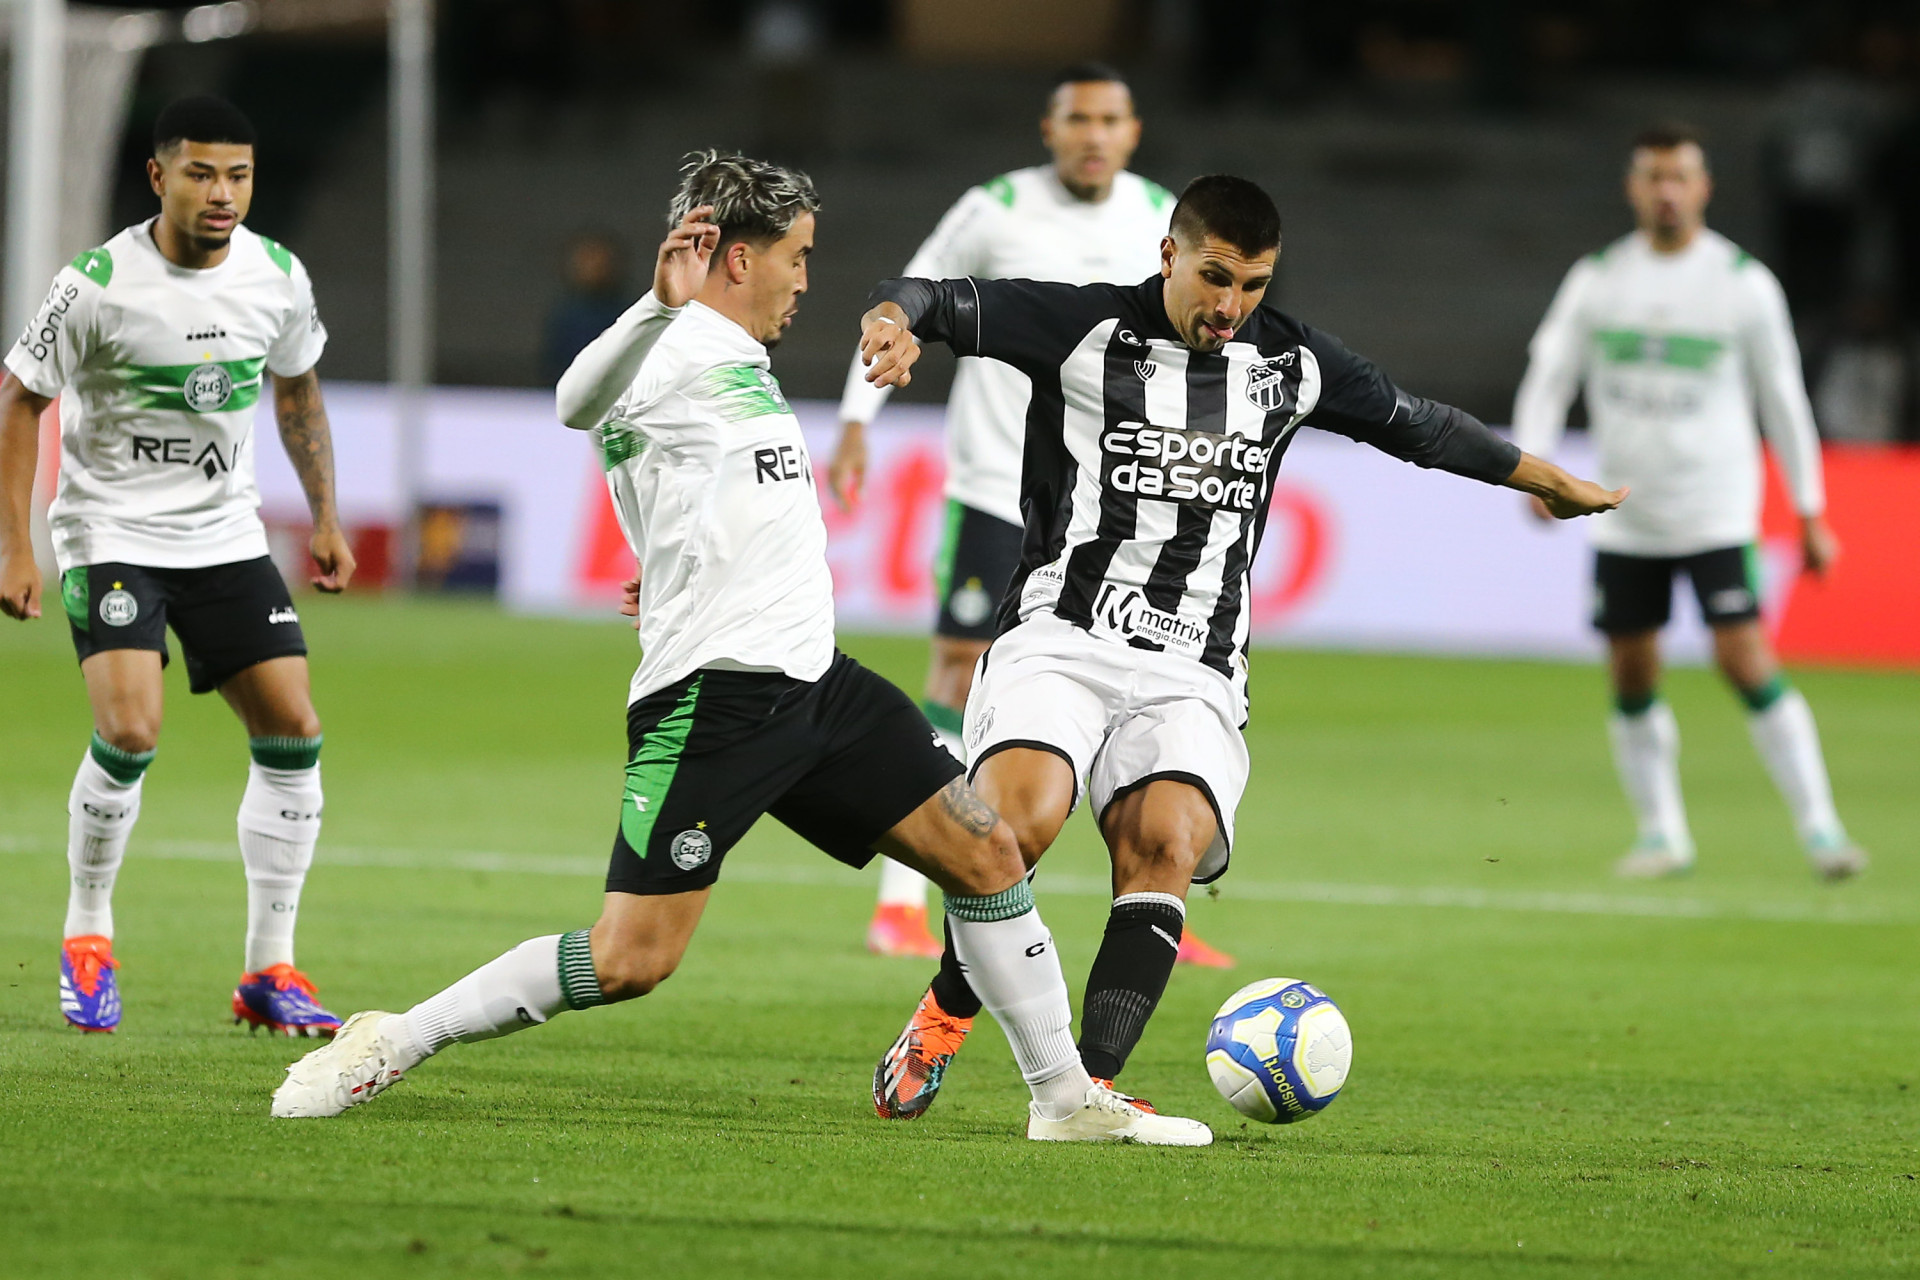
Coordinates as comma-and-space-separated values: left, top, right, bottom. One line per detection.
1, 597, 1915, 1278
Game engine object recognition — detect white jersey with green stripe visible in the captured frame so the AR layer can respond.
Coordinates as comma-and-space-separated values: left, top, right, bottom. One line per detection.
1512, 228, 1825, 557
838, 166, 1174, 526
582, 298, 836, 705
4, 219, 327, 571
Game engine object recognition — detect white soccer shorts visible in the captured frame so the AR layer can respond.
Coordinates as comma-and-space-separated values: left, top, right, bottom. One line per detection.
961, 613, 1249, 882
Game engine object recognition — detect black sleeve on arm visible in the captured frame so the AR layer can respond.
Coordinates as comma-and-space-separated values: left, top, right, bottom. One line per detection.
1301, 324, 1522, 485
868, 277, 980, 353
867, 276, 1095, 377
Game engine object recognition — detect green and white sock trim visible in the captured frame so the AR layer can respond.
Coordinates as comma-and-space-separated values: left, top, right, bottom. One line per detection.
557, 928, 606, 1009
944, 879, 1035, 923
249, 735, 323, 770
921, 699, 964, 739
1739, 674, 1789, 713
89, 731, 155, 784
1614, 689, 1658, 717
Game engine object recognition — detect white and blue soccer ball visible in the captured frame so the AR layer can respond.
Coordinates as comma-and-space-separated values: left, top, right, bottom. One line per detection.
1205, 977, 1352, 1123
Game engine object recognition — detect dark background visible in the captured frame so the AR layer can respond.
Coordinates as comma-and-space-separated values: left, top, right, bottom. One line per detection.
78, 1, 1920, 437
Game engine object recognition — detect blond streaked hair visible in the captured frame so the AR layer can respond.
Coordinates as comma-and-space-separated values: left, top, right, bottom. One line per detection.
668, 149, 820, 246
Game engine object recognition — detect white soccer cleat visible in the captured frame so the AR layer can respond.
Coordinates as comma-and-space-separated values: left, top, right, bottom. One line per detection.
1027, 1081, 1213, 1146
1809, 837, 1868, 883
270, 1010, 409, 1118
1614, 838, 1695, 880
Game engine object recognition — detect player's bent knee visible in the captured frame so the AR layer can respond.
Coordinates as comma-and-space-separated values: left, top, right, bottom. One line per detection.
96, 720, 159, 756
593, 948, 680, 1003
946, 820, 1027, 897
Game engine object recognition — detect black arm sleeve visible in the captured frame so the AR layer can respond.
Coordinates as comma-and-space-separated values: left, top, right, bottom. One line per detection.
1300, 324, 1522, 485
867, 276, 1099, 379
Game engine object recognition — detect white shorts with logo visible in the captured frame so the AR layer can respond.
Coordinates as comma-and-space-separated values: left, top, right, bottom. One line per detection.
962, 613, 1249, 883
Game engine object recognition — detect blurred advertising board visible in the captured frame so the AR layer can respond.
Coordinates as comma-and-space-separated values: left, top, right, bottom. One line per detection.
246, 384, 1920, 667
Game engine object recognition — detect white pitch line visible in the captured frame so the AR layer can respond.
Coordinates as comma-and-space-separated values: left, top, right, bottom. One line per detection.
0, 833, 1902, 926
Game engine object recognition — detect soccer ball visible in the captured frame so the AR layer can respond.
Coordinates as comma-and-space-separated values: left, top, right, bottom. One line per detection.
1204, 977, 1352, 1123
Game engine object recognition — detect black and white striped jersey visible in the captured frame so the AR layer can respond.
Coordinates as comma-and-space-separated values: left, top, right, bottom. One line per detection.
873, 273, 1521, 708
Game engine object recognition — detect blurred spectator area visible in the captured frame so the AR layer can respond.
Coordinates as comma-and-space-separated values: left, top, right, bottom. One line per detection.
12, 0, 1912, 437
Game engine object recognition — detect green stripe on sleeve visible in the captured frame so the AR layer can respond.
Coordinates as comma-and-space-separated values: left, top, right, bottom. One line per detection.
620, 677, 703, 854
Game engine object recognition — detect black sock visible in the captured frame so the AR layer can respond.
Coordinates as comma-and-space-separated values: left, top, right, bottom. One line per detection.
1077, 894, 1185, 1080
929, 917, 983, 1019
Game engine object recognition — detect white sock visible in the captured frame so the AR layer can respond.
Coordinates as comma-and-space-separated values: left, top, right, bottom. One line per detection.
238, 761, 322, 972
877, 857, 930, 909
1608, 703, 1693, 856
65, 751, 144, 939
945, 887, 1090, 1121
1747, 688, 1845, 847
386, 932, 573, 1070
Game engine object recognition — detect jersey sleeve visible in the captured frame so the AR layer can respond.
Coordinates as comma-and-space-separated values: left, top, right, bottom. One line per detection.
3, 260, 103, 399
1302, 323, 1521, 485
868, 275, 1094, 380
266, 252, 328, 377
1737, 258, 1825, 517
1510, 258, 1596, 460
838, 187, 1000, 425
555, 292, 685, 430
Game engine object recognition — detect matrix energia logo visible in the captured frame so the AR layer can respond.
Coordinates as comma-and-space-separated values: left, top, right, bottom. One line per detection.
182, 362, 234, 412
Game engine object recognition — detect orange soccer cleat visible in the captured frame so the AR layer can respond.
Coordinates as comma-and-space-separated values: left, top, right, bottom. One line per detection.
865, 902, 944, 959
873, 987, 973, 1118
1175, 930, 1236, 969
1089, 1077, 1156, 1114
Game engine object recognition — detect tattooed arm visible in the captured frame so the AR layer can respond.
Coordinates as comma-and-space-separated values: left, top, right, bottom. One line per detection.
273, 369, 356, 593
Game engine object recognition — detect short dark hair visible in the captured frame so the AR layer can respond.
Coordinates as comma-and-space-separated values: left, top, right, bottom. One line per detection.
1168, 175, 1281, 255
668, 149, 820, 249
1632, 121, 1706, 155
152, 96, 256, 155
1052, 61, 1128, 94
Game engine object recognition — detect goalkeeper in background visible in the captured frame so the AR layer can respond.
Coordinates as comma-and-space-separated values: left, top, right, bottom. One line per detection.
1513, 122, 1865, 881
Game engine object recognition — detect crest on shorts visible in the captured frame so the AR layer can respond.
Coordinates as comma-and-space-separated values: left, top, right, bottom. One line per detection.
98, 588, 138, 627
669, 829, 713, 871
1244, 356, 1293, 413
183, 362, 234, 412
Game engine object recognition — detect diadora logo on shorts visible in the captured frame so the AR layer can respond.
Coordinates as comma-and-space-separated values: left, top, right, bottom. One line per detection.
1707, 587, 1753, 615
670, 828, 713, 871
1094, 583, 1205, 652
1245, 353, 1297, 413
268, 606, 299, 625
1100, 421, 1271, 512
99, 584, 138, 627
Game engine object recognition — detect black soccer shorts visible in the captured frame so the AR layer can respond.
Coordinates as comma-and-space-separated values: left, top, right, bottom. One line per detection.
604, 651, 965, 895
932, 500, 1023, 641
61, 557, 308, 694
1591, 544, 1763, 634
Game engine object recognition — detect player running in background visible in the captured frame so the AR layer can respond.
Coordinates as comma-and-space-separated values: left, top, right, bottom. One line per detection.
271, 153, 1212, 1145
826, 66, 1231, 967
0, 98, 353, 1035
1513, 123, 1866, 882
858, 175, 1624, 1117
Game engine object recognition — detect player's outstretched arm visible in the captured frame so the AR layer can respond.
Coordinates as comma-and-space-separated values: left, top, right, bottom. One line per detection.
556, 208, 718, 431
273, 369, 356, 593
0, 374, 52, 620
857, 301, 922, 389
1502, 451, 1627, 519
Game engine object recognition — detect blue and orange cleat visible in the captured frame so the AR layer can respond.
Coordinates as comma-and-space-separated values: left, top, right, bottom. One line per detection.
873, 987, 972, 1119
233, 964, 341, 1038
60, 935, 122, 1032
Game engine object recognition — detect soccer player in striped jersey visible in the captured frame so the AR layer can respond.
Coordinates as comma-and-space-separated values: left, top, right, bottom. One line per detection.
826, 65, 1235, 967
1513, 123, 1866, 881
0, 97, 353, 1036
271, 152, 1213, 1145
861, 175, 1624, 1117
